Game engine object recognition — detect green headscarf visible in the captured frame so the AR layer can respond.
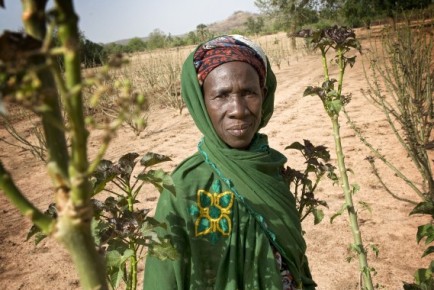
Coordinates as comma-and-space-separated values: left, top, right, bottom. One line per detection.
144, 35, 315, 290
180, 36, 315, 288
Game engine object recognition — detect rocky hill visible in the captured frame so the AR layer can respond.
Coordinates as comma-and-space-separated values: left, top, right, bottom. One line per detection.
206, 11, 260, 34
113, 11, 260, 45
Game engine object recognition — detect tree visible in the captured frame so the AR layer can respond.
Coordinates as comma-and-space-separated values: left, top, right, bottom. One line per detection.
255, 0, 312, 49
146, 29, 166, 50
127, 37, 147, 52
376, 0, 431, 30
245, 16, 265, 35
341, 0, 376, 28
196, 24, 210, 42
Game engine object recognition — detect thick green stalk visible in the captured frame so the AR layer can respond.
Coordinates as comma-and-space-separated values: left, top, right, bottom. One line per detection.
322, 45, 374, 289
22, 0, 69, 178
330, 115, 374, 290
55, 205, 108, 290
54, 0, 92, 205
0, 162, 54, 233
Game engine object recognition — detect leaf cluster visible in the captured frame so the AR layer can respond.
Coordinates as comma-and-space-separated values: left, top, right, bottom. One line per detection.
27, 152, 178, 289
403, 200, 434, 290
89, 152, 177, 289
301, 26, 360, 116
282, 139, 336, 224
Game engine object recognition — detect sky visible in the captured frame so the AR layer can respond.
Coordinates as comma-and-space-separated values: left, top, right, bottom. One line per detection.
0, 0, 260, 44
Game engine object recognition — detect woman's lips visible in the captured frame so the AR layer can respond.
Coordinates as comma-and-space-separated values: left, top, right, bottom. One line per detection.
227, 123, 251, 137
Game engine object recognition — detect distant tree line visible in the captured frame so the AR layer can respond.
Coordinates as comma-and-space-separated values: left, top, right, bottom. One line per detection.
79, 0, 433, 66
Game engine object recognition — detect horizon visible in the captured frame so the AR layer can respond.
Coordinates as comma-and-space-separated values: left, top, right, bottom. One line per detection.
0, 0, 260, 44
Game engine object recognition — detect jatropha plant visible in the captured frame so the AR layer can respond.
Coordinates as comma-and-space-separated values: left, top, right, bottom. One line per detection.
27, 152, 178, 290
0, 1, 175, 289
283, 139, 336, 225
300, 26, 375, 290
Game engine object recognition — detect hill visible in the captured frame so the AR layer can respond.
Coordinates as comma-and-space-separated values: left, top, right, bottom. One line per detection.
206, 11, 260, 34
112, 10, 260, 45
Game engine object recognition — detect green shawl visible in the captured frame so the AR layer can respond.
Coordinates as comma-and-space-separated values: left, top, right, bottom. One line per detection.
144, 46, 315, 290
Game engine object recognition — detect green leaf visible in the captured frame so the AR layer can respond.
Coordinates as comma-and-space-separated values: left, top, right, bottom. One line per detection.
91, 159, 117, 195
118, 152, 139, 179
416, 224, 434, 244
106, 250, 122, 267
422, 246, 434, 258
414, 268, 433, 285
330, 203, 347, 223
106, 248, 134, 268
137, 169, 176, 195
312, 208, 324, 225
140, 152, 172, 167
285, 141, 304, 151
107, 265, 124, 290
410, 201, 434, 217
358, 201, 372, 214
303, 86, 322, 97
346, 56, 357, 68
351, 183, 360, 195
148, 239, 179, 261
370, 244, 379, 258
327, 99, 343, 114
140, 217, 167, 236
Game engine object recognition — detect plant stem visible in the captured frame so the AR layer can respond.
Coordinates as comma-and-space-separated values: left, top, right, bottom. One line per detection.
22, 0, 70, 178
330, 115, 374, 290
127, 243, 138, 290
0, 161, 54, 233
54, 0, 92, 204
55, 206, 108, 290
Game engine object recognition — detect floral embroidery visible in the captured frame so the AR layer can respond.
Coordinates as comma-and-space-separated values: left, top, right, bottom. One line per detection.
190, 180, 234, 242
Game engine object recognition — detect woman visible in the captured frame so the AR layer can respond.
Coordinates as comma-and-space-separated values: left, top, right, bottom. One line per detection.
144, 35, 316, 290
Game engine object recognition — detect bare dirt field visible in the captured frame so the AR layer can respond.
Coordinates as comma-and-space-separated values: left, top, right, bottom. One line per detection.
0, 29, 431, 289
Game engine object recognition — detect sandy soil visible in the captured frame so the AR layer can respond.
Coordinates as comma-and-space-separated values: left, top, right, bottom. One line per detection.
0, 30, 432, 290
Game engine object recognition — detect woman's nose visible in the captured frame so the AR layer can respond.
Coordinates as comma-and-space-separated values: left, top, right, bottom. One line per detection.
227, 96, 248, 118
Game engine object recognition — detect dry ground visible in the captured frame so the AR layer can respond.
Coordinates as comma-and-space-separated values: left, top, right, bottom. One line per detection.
0, 29, 432, 289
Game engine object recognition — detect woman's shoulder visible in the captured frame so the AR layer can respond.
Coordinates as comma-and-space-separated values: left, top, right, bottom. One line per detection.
171, 152, 214, 193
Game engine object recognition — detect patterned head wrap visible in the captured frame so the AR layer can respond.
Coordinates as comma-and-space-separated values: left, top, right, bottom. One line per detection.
193, 35, 267, 87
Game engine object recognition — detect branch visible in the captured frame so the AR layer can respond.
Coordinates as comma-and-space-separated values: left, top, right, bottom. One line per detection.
0, 161, 54, 233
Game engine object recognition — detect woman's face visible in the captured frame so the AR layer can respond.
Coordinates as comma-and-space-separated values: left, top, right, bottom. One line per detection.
203, 61, 265, 149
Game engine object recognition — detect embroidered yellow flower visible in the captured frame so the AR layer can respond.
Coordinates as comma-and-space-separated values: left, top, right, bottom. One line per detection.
195, 189, 234, 238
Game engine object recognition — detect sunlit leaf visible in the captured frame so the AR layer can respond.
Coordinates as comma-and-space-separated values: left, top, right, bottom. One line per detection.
91, 159, 117, 195
328, 99, 342, 114
118, 152, 139, 180
351, 183, 360, 195
148, 239, 179, 261
330, 202, 347, 223
312, 208, 324, 225
106, 250, 122, 267
422, 246, 434, 258
416, 224, 434, 244
137, 169, 175, 195
140, 152, 172, 167
107, 265, 124, 289
410, 201, 434, 217
370, 244, 379, 258
414, 268, 433, 285
140, 217, 167, 236
358, 201, 371, 214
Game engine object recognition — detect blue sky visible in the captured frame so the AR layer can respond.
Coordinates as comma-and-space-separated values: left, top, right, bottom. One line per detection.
0, 0, 260, 43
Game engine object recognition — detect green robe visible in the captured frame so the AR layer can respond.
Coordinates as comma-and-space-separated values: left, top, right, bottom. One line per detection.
144, 37, 316, 290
